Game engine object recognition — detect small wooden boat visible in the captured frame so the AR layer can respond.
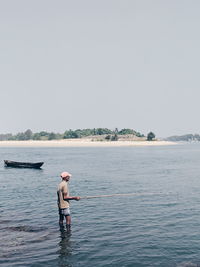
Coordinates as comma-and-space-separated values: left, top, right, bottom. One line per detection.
4, 160, 44, 169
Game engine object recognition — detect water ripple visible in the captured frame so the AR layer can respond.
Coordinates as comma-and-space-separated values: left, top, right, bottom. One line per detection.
1, 145, 200, 266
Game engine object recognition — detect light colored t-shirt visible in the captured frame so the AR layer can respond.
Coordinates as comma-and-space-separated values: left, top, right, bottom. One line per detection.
57, 180, 70, 209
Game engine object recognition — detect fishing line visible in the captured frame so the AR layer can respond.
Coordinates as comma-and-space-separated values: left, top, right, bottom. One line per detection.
80, 192, 166, 199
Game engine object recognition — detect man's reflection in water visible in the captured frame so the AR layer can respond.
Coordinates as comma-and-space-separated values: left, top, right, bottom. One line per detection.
58, 225, 73, 267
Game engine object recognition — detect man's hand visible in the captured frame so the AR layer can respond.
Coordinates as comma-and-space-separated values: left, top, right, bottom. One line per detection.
63, 195, 81, 201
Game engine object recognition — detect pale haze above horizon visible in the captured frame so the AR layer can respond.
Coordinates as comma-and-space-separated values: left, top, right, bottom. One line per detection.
1, 0, 200, 138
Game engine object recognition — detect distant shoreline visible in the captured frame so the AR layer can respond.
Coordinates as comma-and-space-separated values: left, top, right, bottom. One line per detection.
0, 140, 177, 147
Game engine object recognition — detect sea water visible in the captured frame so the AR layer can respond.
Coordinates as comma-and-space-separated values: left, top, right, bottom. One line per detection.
1, 144, 200, 267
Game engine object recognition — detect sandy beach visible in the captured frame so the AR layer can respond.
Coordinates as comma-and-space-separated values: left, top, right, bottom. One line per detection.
0, 139, 177, 147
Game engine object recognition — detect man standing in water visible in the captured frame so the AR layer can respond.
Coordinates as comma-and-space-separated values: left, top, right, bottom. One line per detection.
57, 172, 80, 230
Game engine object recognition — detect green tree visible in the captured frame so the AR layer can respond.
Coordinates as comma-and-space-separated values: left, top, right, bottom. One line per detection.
0, 133, 13, 141
32, 133, 41, 140
48, 132, 56, 140
96, 128, 113, 135
64, 130, 79, 139
105, 135, 111, 140
147, 132, 156, 141
114, 128, 118, 134
118, 128, 134, 135
24, 129, 33, 140
15, 132, 26, 140
39, 131, 49, 137
111, 133, 118, 141
135, 132, 145, 137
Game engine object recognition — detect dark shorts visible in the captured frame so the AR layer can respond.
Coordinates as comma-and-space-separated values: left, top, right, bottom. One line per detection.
59, 208, 70, 216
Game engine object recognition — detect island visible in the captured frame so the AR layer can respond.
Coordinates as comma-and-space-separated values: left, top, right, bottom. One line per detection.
0, 128, 176, 147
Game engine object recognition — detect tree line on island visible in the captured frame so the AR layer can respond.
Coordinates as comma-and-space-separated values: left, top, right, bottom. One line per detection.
166, 134, 200, 142
0, 128, 156, 141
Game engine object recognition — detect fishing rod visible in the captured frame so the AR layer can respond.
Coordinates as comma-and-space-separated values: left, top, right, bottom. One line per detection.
80, 192, 164, 199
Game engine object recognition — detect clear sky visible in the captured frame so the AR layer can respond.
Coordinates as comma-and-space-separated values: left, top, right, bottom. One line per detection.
1, 0, 200, 137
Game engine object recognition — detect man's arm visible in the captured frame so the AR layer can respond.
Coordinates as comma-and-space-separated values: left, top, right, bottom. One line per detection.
63, 193, 80, 201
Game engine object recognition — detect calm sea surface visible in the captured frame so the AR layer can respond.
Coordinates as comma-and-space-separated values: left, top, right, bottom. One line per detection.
1, 144, 200, 267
